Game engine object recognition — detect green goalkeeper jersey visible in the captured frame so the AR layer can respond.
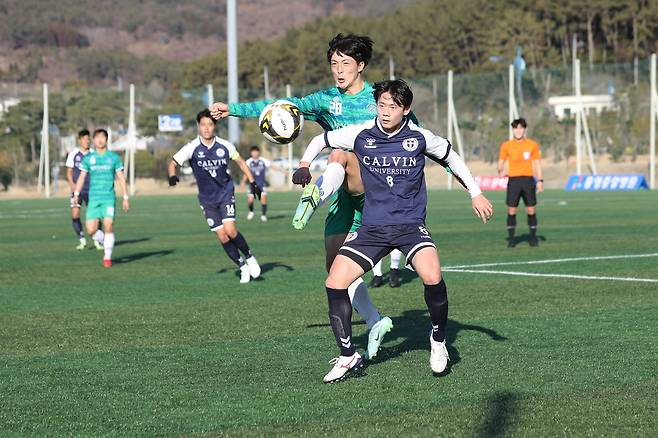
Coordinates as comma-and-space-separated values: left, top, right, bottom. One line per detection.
229, 82, 381, 130
80, 150, 124, 203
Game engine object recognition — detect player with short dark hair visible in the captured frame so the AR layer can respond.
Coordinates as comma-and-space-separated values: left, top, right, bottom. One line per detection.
242, 146, 270, 221
300, 79, 493, 383
210, 33, 395, 357
498, 118, 543, 247
72, 129, 130, 268
168, 109, 262, 283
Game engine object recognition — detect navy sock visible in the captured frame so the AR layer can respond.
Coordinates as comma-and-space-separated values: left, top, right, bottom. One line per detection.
424, 280, 448, 342
231, 232, 252, 258
261, 203, 267, 215
72, 218, 83, 239
528, 214, 537, 238
221, 240, 244, 267
248, 203, 253, 212
326, 287, 355, 356
507, 214, 516, 239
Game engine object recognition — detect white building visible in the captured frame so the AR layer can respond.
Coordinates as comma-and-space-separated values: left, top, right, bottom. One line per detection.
547, 95, 616, 120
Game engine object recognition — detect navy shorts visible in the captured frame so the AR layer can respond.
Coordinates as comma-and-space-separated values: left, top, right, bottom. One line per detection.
70, 192, 89, 208
338, 224, 436, 273
200, 196, 236, 231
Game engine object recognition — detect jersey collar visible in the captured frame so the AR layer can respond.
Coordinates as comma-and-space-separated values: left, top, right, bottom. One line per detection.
375, 117, 408, 138
199, 136, 216, 148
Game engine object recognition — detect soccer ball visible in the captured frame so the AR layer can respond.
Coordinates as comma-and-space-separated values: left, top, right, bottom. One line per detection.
258, 100, 304, 144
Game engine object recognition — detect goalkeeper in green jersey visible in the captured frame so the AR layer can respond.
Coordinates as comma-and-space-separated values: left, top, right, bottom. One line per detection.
73, 129, 130, 268
210, 34, 393, 359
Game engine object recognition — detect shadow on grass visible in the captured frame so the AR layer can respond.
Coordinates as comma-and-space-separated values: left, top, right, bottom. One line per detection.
216, 261, 294, 279
508, 234, 547, 247
115, 237, 152, 246
476, 391, 521, 437
308, 311, 507, 376
114, 249, 174, 264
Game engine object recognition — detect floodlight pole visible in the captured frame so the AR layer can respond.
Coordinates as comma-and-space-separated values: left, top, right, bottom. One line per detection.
509, 65, 519, 139
227, 0, 239, 145
286, 84, 293, 190
574, 59, 597, 175
650, 53, 656, 190
206, 84, 214, 107
38, 84, 51, 198
447, 70, 464, 190
432, 76, 439, 126
263, 66, 271, 100
128, 83, 136, 196
574, 59, 582, 176
389, 56, 395, 80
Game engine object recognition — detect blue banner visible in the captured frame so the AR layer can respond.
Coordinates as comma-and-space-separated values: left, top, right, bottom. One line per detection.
565, 174, 649, 191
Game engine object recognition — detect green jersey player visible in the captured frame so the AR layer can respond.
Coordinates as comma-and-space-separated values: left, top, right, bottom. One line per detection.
73, 129, 130, 268
210, 34, 392, 359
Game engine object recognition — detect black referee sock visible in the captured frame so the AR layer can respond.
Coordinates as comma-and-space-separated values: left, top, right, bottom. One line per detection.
261, 203, 267, 216
507, 214, 516, 239
326, 287, 355, 356
424, 280, 448, 343
528, 214, 537, 238
231, 232, 252, 258
72, 218, 84, 239
221, 240, 244, 267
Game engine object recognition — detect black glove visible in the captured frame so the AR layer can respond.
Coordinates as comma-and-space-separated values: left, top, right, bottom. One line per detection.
250, 181, 262, 200
168, 175, 179, 187
292, 167, 312, 187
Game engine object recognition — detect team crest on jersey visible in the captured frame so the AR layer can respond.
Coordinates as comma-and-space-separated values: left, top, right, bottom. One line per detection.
402, 138, 419, 152
198, 151, 206, 158
345, 232, 358, 242
365, 138, 377, 149
216, 148, 225, 158
523, 151, 531, 160
207, 218, 215, 227
90, 157, 96, 164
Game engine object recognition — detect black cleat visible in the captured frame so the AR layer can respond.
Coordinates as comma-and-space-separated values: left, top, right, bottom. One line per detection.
369, 275, 384, 288
507, 239, 516, 248
529, 236, 539, 247
389, 269, 401, 288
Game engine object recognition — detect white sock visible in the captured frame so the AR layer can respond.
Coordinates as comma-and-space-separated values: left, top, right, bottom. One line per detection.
103, 232, 115, 260
316, 162, 346, 205
348, 277, 381, 330
390, 249, 403, 270
79, 237, 86, 244
372, 259, 383, 277
93, 230, 105, 244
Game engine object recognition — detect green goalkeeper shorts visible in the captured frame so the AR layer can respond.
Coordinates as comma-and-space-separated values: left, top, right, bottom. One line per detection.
324, 188, 364, 237
86, 199, 116, 220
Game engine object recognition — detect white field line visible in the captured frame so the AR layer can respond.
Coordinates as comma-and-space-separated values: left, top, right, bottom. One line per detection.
444, 253, 658, 270
443, 268, 658, 283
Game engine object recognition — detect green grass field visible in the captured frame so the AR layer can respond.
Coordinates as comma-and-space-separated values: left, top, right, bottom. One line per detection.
1, 189, 657, 436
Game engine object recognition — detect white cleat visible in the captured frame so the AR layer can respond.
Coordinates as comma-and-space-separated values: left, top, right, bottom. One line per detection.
323, 352, 363, 384
260, 215, 267, 222
76, 239, 87, 250
93, 239, 103, 250
247, 211, 255, 220
246, 255, 261, 279
239, 264, 251, 283
429, 335, 449, 374
366, 316, 393, 359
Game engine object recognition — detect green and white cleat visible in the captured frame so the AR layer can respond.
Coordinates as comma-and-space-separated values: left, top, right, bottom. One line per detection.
292, 184, 320, 230
75, 239, 86, 250
93, 240, 103, 250
366, 316, 393, 359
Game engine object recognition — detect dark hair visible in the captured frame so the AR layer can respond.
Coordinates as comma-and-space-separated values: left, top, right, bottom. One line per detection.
250, 146, 260, 152
511, 118, 527, 128
327, 33, 373, 66
78, 129, 90, 138
373, 79, 413, 109
93, 128, 108, 139
196, 109, 216, 124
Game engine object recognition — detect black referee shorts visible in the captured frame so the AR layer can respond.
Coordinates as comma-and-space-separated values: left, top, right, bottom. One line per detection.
506, 176, 537, 207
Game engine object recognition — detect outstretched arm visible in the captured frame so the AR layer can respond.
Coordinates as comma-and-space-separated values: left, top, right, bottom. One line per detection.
210, 92, 322, 121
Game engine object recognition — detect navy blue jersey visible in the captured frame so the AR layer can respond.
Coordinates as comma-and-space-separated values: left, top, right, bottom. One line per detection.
246, 157, 270, 188
325, 118, 455, 226
173, 136, 239, 205
65, 148, 91, 193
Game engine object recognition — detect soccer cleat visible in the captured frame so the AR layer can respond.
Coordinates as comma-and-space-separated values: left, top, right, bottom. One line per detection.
369, 275, 384, 288
529, 236, 539, 247
389, 269, 401, 288
323, 352, 363, 384
260, 215, 267, 222
246, 255, 261, 279
429, 335, 449, 374
366, 316, 393, 359
103, 258, 112, 268
76, 239, 87, 250
239, 264, 251, 283
292, 184, 320, 230
247, 211, 255, 220
507, 239, 516, 248
93, 240, 104, 250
